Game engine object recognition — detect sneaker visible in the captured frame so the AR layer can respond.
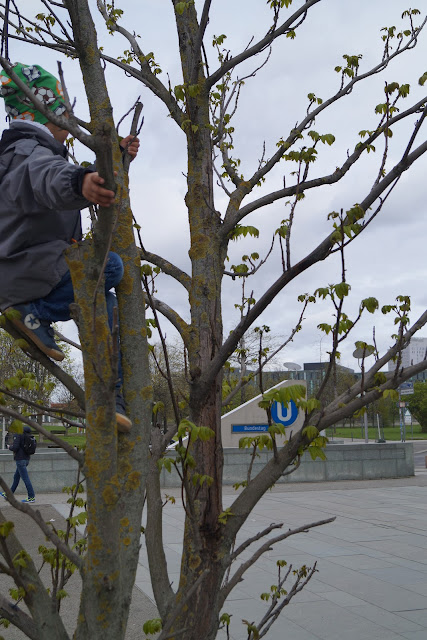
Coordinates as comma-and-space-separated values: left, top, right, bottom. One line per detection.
0, 492, 6, 499
116, 394, 132, 434
22, 497, 35, 503
5, 304, 65, 362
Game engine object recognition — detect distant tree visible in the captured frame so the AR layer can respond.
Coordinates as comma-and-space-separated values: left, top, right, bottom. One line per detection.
405, 382, 427, 433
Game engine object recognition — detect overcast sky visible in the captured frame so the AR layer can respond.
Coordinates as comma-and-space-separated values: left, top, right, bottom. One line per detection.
1, 0, 426, 373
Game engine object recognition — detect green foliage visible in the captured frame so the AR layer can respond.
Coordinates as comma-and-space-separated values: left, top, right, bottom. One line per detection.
157, 456, 175, 473
259, 384, 306, 410
175, 1, 194, 15
143, 618, 162, 635
302, 425, 319, 440
152, 401, 165, 416
9, 587, 26, 601
228, 225, 260, 241
267, 0, 293, 8
307, 130, 334, 145
212, 34, 227, 47
192, 473, 214, 487
0, 521, 14, 538
12, 550, 30, 570
243, 620, 260, 639
405, 382, 427, 433
9, 419, 23, 434
68, 512, 88, 527
177, 419, 215, 443
105, 4, 124, 31
383, 388, 399, 401
373, 372, 387, 385
220, 612, 232, 626
218, 507, 234, 525
361, 297, 379, 313
239, 434, 274, 451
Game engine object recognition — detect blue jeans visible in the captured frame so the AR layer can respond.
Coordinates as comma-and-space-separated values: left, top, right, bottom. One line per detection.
28, 251, 124, 390
11, 459, 35, 499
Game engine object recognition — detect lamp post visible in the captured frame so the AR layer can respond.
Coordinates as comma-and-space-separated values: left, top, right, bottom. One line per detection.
353, 344, 375, 444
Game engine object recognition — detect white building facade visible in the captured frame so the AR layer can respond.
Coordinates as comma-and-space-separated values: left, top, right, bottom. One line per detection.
388, 337, 427, 371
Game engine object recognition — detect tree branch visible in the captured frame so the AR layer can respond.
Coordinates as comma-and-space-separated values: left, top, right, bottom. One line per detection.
0, 593, 39, 640
140, 249, 192, 292
0, 479, 83, 571
219, 517, 334, 607
203, 137, 427, 396
0, 405, 83, 464
222, 95, 427, 234
1, 320, 85, 408
207, 0, 322, 89
145, 294, 191, 345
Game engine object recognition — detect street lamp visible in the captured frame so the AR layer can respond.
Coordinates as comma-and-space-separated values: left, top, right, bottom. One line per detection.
353, 344, 375, 444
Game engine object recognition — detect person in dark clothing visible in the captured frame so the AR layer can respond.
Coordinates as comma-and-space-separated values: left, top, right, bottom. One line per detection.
0, 62, 139, 433
1, 425, 36, 503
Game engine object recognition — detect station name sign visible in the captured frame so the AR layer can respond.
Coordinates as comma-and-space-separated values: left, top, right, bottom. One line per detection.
232, 424, 269, 433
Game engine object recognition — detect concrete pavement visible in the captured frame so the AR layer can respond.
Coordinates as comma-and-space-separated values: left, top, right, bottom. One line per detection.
2, 466, 427, 638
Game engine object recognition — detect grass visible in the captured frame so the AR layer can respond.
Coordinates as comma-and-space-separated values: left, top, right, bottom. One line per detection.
34, 424, 86, 448
325, 423, 427, 441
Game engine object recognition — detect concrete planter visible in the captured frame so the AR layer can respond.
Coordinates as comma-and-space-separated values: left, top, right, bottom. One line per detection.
0, 442, 414, 493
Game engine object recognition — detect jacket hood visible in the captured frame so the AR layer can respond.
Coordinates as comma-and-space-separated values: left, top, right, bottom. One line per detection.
0, 122, 67, 184
0, 122, 67, 156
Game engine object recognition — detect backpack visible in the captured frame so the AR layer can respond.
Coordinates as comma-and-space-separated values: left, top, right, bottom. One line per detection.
21, 433, 37, 456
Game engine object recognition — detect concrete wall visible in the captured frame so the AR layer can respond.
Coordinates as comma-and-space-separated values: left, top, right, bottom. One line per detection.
158, 442, 414, 487
0, 450, 80, 494
0, 443, 414, 493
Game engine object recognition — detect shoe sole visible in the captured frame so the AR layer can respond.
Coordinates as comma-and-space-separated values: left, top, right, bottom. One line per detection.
116, 412, 132, 434
5, 309, 65, 362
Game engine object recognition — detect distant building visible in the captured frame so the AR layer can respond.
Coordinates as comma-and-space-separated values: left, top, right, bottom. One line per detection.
388, 337, 427, 380
244, 362, 355, 398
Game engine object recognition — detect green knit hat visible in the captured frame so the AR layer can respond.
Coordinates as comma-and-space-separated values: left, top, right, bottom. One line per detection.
0, 62, 66, 124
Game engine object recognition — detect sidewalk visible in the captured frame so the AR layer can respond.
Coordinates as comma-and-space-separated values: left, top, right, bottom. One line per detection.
2, 471, 427, 639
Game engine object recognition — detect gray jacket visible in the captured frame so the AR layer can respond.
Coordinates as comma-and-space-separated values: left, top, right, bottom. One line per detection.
0, 121, 92, 311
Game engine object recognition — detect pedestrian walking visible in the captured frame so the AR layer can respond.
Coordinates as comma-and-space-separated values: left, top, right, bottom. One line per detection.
1, 425, 36, 503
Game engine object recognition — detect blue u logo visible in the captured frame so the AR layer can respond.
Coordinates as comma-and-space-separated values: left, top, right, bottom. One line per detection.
271, 400, 298, 426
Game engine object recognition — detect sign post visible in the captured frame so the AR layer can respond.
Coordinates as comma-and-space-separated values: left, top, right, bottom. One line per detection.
398, 382, 413, 442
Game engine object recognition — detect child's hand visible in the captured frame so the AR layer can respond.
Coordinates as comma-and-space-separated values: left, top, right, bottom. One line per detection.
120, 135, 140, 160
82, 172, 116, 207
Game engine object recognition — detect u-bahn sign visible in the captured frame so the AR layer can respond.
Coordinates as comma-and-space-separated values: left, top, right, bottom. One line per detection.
221, 380, 306, 447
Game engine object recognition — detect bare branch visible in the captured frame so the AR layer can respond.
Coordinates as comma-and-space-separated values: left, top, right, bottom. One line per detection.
144, 294, 191, 345
219, 517, 334, 607
222, 299, 307, 407
222, 96, 427, 233
0, 592, 39, 640
207, 0, 322, 89
0, 405, 83, 464
0, 479, 83, 571
192, 0, 212, 84
204, 137, 427, 395
140, 249, 192, 292
1, 319, 85, 408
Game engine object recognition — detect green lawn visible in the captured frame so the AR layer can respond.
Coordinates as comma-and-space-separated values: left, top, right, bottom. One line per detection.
34, 424, 86, 448
325, 424, 427, 441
